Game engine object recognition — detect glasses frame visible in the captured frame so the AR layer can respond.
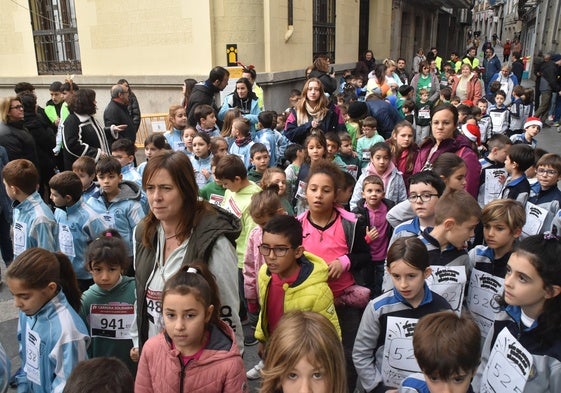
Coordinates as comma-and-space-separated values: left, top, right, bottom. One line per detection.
258, 244, 292, 257
10, 105, 24, 110
407, 193, 439, 203
536, 169, 559, 177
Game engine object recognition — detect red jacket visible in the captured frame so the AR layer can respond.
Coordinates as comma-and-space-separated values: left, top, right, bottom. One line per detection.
135, 321, 248, 393
451, 74, 483, 103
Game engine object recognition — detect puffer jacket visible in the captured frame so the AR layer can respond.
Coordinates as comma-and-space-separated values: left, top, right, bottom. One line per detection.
135, 321, 248, 393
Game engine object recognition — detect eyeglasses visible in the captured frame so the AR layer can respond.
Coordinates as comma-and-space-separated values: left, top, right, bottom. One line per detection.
537, 169, 558, 176
258, 245, 291, 257
10, 105, 24, 110
407, 193, 439, 203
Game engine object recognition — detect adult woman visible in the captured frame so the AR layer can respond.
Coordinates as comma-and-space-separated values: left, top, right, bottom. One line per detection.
366, 63, 393, 98
414, 104, 481, 197
132, 151, 242, 353
412, 48, 426, 75
0, 96, 38, 165
61, 89, 113, 170
451, 63, 483, 103
356, 50, 376, 83
383, 58, 403, 93
284, 77, 344, 144
218, 77, 260, 134
181, 78, 197, 110
309, 55, 338, 96
411, 60, 441, 102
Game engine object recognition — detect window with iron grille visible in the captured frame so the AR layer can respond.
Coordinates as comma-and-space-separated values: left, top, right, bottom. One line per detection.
313, 0, 336, 63
28, 0, 81, 75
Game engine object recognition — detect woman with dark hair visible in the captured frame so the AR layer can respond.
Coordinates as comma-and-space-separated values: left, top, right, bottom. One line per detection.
181, 78, 197, 110
61, 89, 114, 170
356, 50, 376, 83
411, 60, 441, 102
309, 56, 338, 95
366, 63, 393, 98
0, 96, 38, 165
130, 151, 243, 356
218, 77, 260, 135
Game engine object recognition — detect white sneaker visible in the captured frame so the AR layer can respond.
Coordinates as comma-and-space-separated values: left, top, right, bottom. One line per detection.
246, 360, 264, 380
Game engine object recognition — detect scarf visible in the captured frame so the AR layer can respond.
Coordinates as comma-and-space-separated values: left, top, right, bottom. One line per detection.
367, 160, 396, 190
235, 135, 252, 147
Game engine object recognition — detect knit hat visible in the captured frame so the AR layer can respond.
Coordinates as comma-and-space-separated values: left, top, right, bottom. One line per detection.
524, 116, 543, 129
347, 101, 368, 120
461, 123, 481, 145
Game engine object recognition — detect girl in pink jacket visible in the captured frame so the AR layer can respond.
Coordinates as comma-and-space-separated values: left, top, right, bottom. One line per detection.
135, 263, 248, 393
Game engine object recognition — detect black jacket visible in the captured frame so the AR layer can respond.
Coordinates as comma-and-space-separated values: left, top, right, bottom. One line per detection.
187, 81, 221, 127
103, 99, 136, 143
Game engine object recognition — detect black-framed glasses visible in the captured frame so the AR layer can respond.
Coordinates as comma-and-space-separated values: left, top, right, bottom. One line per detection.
537, 169, 558, 176
10, 105, 23, 110
407, 193, 439, 203
258, 244, 291, 257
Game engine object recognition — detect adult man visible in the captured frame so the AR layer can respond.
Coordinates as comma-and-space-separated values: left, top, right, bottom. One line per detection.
103, 84, 135, 144
511, 52, 525, 85
187, 66, 230, 127
535, 53, 561, 123
395, 58, 409, 85
426, 47, 443, 73
483, 47, 502, 91
364, 92, 400, 139
462, 47, 480, 70
449, 52, 462, 72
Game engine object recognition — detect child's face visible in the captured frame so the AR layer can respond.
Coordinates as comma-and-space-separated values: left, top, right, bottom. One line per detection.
408, 183, 439, 220
483, 220, 519, 257
276, 117, 286, 130
145, 143, 158, 160
451, 99, 460, 107
111, 150, 134, 167
268, 172, 287, 196
49, 189, 69, 208
162, 292, 212, 355
50, 90, 63, 105
192, 136, 210, 158
370, 149, 391, 174
73, 170, 95, 191
525, 125, 541, 138
504, 155, 515, 175
362, 126, 376, 138
200, 113, 217, 129
97, 172, 122, 197
444, 216, 479, 249
491, 146, 509, 163
388, 259, 430, 307
477, 102, 488, 114
307, 140, 325, 162
326, 140, 340, 159
362, 182, 384, 209
424, 371, 475, 393
213, 140, 228, 158
337, 185, 353, 205
444, 166, 467, 191
182, 128, 196, 150
281, 355, 328, 393
251, 151, 270, 172
394, 127, 414, 149
339, 140, 353, 156
90, 262, 122, 291
306, 173, 336, 215
171, 109, 188, 129
7, 278, 56, 316
495, 94, 505, 106
218, 176, 244, 193
260, 231, 303, 280
536, 165, 560, 190
420, 92, 429, 102
458, 112, 467, 124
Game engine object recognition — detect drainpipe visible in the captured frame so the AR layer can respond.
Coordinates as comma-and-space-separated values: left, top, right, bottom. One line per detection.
285, 0, 294, 42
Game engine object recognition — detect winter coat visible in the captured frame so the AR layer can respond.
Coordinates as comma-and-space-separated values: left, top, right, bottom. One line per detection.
0, 120, 38, 165
451, 73, 483, 103
103, 99, 136, 143
187, 81, 221, 127
284, 104, 345, 145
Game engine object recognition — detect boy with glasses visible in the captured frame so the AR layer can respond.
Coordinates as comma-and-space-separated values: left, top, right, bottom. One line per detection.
528, 153, 561, 206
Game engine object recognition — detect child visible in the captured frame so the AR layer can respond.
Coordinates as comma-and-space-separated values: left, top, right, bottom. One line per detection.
6, 248, 89, 392
484, 81, 500, 105
63, 358, 133, 393
352, 175, 394, 298
72, 156, 100, 201
254, 111, 289, 167
489, 90, 510, 136
357, 116, 385, 169
283, 143, 305, 203
111, 138, 142, 186
164, 105, 188, 151
247, 142, 270, 184
467, 199, 525, 337
198, 154, 227, 206
477, 98, 493, 144
299, 159, 370, 392
527, 147, 548, 197
251, 215, 340, 378
350, 142, 407, 209
472, 234, 561, 392
229, 117, 254, 169
189, 131, 214, 188
194, 104, 220, 137
500, 143, 534, 202
450, 95, 461, 107
398, 311, 481, 393
80, 231, 137, 375
87, 157, 146, 257
390, 171, 446, 244
338, 171, 357, 211
44, 81, 63, 128
478, 134, 511, 206
181, 126, 196, 158
509, 85, 526, 134
346, 101, 369, 149
510, 116, 542, 148
261, 167, 294, 215
135, 263, 247, 392
387, 120, 418, 187
210, 136, 229, 158
220, 107, 242, 146
528, 153, 561, 206
137, 133, 169, 176
402, 99, 416, 126
49, 171, 107, 291
415, 88, 433, 143
260, 311, 347, 393
353, 237, 452, 392
2, 159, 57, 257
337, 132, 361, 180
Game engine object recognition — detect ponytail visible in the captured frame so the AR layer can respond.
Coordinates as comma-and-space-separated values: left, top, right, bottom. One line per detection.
54, 252, 81, 312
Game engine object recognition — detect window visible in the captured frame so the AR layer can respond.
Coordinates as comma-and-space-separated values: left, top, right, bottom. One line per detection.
313, 0, 336, 62
28, 0, 81, 75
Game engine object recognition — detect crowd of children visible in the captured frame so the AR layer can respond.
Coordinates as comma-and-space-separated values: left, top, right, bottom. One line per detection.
2, 58, 561, 393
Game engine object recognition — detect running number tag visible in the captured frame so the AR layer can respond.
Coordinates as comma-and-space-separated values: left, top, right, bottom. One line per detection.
466, 269, 503, 338
90, 304, 134, 339
481, 328, 533, 393
418, 107, 431, 119
362, 149, 370, 161
381, 317, 421, 388
296, 180, 307, 199
346, 165, 358, 179
58, 224, 75, 257
24, 328, 41, 385
13, 221, 27, 257
426, 265, 466, 314
208, 194, 224, 206
146, 289, 162, 326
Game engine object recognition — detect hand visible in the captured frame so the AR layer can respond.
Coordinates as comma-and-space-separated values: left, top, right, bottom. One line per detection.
201, 169, 210, 179
130, 347, 139, 362
366, 226, 379, 241
327, 259, 344, 279
498, 174, 506, 184
311, 119, 319, 128
114, 124, 128, 132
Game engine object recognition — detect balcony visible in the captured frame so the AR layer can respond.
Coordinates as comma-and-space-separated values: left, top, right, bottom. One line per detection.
408, 0, 472, 9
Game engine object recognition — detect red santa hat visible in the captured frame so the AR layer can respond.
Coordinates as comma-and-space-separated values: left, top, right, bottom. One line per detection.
524, 116, 543, 129
461, 123, 481, 145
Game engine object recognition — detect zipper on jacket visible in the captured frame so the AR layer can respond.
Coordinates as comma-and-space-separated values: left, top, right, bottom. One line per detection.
178, 355, 186, 393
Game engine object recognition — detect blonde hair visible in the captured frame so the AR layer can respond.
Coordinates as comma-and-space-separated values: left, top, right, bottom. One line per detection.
261, 311, 346, 393
221, 107, 242, 137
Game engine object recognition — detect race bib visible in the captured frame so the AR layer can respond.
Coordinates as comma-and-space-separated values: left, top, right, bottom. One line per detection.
58, 224, 75, 257
146, 289, 163, 328
90, 304, 134, 340
13, 221, 27, 257
208, 193, 224, 206
225, 198, 242, 218
484, 168, 507, 205
481, 328, 533, 393
426, 265, 466, 314
381, 317, 421, 388
361, 149, 370, 161
101, 213, 115, 228
521, 202, 548, 238
466, 269, 503, 338
418, 107, 431, 119
24, 328, 41, 385
295, 180, 307, 199
345, 164, 358, 179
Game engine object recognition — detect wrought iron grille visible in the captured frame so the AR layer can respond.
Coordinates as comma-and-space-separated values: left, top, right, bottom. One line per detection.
313, 0, 336, 62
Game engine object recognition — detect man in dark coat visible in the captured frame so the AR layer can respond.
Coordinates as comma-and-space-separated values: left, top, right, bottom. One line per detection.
187, 66, 230, 127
